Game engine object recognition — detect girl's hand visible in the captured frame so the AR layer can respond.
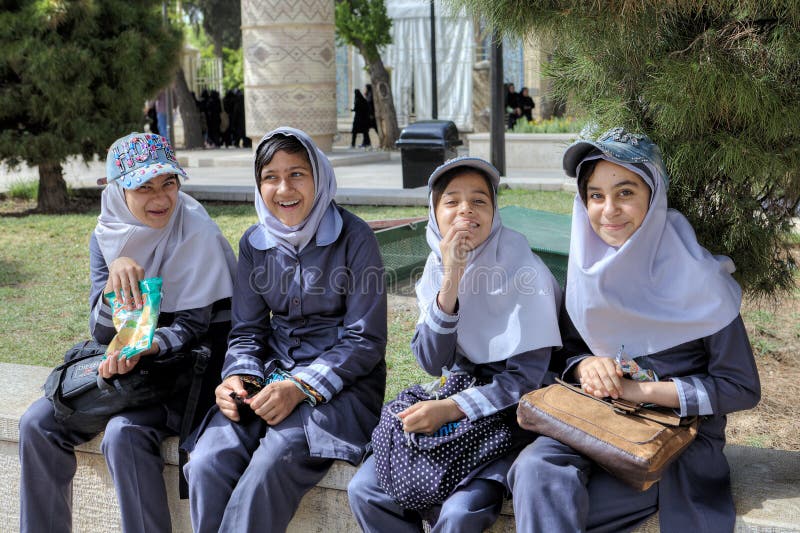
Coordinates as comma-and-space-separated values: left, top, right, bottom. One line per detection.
216, 375, 247, 421
397, 399, 465, 434
575, 356, 624, 399
437, 220, 480, 313
105, 257, 145, 310
98, 349, 140, 378
439, 219, 478, 272
247, 380, 306, 426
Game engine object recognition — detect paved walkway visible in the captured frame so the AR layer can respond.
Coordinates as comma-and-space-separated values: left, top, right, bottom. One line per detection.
0, 146, 575, 206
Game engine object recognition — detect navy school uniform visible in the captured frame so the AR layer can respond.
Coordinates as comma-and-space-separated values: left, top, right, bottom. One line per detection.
19, 234, 229, 533
509, 307, 761, 533
348, 297, 554, 533
184, 207, 387, 533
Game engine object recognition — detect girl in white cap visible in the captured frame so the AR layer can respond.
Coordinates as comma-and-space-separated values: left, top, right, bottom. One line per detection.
509, 128, 761, 532
348, 156, 562, 532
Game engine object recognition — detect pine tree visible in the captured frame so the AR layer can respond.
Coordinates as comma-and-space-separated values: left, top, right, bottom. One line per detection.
335, 0, 402, 149
0, 0, 182, 212
452, 0, 800, 295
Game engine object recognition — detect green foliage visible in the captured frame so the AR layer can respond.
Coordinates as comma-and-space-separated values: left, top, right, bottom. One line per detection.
511, 116, 585, 133
183, 0, 241, 54
7, 179, 38, 200
0, 1, 182, 168
334, 0, 393, 63
450, 0, 800, 295
221, 47, 244, 91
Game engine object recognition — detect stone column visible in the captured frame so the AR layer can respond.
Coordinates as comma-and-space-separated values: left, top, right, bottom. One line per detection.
241, 0, 337, 151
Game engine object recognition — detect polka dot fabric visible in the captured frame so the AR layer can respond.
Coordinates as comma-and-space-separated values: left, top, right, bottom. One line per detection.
371, 373, 513, 510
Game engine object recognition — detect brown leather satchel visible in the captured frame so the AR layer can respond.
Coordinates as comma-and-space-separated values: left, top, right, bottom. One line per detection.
517, 379, 699, 491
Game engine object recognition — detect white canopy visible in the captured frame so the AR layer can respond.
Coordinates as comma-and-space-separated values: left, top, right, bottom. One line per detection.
351, 0, 474, 130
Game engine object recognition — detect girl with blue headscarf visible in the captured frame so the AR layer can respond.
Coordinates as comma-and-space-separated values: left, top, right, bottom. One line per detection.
509, 128, 761, 532
183, 127, 387, 532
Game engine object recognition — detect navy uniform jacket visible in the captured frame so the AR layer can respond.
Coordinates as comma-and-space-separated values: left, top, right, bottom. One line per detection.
411, 295, 556, 488
557, 309, 761, 531
222, 206, 387, 465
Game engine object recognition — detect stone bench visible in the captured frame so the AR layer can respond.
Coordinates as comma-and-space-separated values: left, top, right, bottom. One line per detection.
1, 362, 798, 532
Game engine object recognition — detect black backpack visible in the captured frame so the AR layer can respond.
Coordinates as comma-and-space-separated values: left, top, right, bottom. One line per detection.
43, 339, 216, 498
44, 340, 181, 433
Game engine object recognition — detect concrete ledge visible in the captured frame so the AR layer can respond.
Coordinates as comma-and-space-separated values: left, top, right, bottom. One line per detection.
2, 362, 798, 532
177, 148, 390, 169
467, 133, 576, 171
180, 184, 430, 206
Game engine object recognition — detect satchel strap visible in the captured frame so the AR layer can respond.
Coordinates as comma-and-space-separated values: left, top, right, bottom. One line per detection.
554, 377, 683, 427
179, 343, 211, 499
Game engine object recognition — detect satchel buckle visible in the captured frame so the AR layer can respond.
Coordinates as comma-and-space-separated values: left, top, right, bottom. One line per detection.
611, 399, 640, 414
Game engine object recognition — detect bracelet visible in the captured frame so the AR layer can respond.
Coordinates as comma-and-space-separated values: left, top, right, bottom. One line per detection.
271, 369, 322, 406
293, 376, 325, 405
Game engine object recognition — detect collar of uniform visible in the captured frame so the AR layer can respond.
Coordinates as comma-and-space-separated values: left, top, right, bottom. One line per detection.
249, 204, 343, 252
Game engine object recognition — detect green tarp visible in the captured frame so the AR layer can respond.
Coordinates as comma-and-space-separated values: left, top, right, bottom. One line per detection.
374, 206, 572, 287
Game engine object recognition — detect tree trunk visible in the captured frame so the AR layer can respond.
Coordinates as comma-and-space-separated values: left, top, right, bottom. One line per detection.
174, 67, 204, 149
37, 161, 68, 213
364, 55, 401, 150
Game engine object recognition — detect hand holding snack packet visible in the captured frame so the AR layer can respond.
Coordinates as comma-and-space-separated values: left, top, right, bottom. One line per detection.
105, 277, 163, 359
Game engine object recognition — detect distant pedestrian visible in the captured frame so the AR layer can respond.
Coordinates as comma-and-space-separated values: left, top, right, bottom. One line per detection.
505, 83, 522, 129
205, 91, 222, 148
365, 84, 378, 137
155, 89, 171, 143
351, 89, 371, 148
519, 87, 535, 122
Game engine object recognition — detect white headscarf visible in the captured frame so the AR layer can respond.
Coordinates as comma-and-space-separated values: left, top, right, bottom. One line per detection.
416, 158, 562, 364
94, 183, 237, 313
250, 127, 341, 255
566, 151, 742, 358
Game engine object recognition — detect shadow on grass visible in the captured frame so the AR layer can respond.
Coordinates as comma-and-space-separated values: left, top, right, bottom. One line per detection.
0, 190, 101, 217
0, 258, 29, 286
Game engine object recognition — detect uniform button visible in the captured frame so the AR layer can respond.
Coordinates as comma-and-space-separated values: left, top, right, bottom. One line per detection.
292, 298, 300, 306
301, 319, 307, 326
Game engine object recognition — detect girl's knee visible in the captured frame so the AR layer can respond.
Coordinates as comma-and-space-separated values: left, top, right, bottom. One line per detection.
19, 400, 59, 445
347, 464, 376, 504
100, 416, 159, 459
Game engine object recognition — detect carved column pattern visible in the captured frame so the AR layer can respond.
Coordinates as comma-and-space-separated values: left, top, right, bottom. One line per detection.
241, 0, 336, 150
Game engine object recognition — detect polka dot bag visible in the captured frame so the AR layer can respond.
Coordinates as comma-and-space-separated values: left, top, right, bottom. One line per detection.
371, 372, 513, 510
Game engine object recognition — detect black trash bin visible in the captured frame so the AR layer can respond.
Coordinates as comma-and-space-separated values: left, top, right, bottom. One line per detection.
395, 120, 463, 188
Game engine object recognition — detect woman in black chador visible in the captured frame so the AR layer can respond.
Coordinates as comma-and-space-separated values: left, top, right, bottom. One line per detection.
351, 89, 371, 148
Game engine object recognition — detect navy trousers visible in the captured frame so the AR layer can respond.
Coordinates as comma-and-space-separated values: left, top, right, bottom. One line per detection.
19, 397, 173, 533
183, 407, 333, 533
348, 454, 505, 533
508, 436, 659, 533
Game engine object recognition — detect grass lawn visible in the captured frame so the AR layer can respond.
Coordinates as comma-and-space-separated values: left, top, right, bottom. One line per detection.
0, 189, 573, 401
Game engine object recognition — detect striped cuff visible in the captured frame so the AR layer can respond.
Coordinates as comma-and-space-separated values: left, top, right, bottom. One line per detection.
294, 363, 344, 403
222, 356, 265, 380
423, 300, 459, 335
93, 301, 114, 329
153, 327, 182, 356
672, 377, 713, 417
451, 387, 497, 421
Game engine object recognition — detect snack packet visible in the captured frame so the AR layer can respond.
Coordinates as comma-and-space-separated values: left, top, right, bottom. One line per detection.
105, 277, 163, 359
614, 345, 657, 382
